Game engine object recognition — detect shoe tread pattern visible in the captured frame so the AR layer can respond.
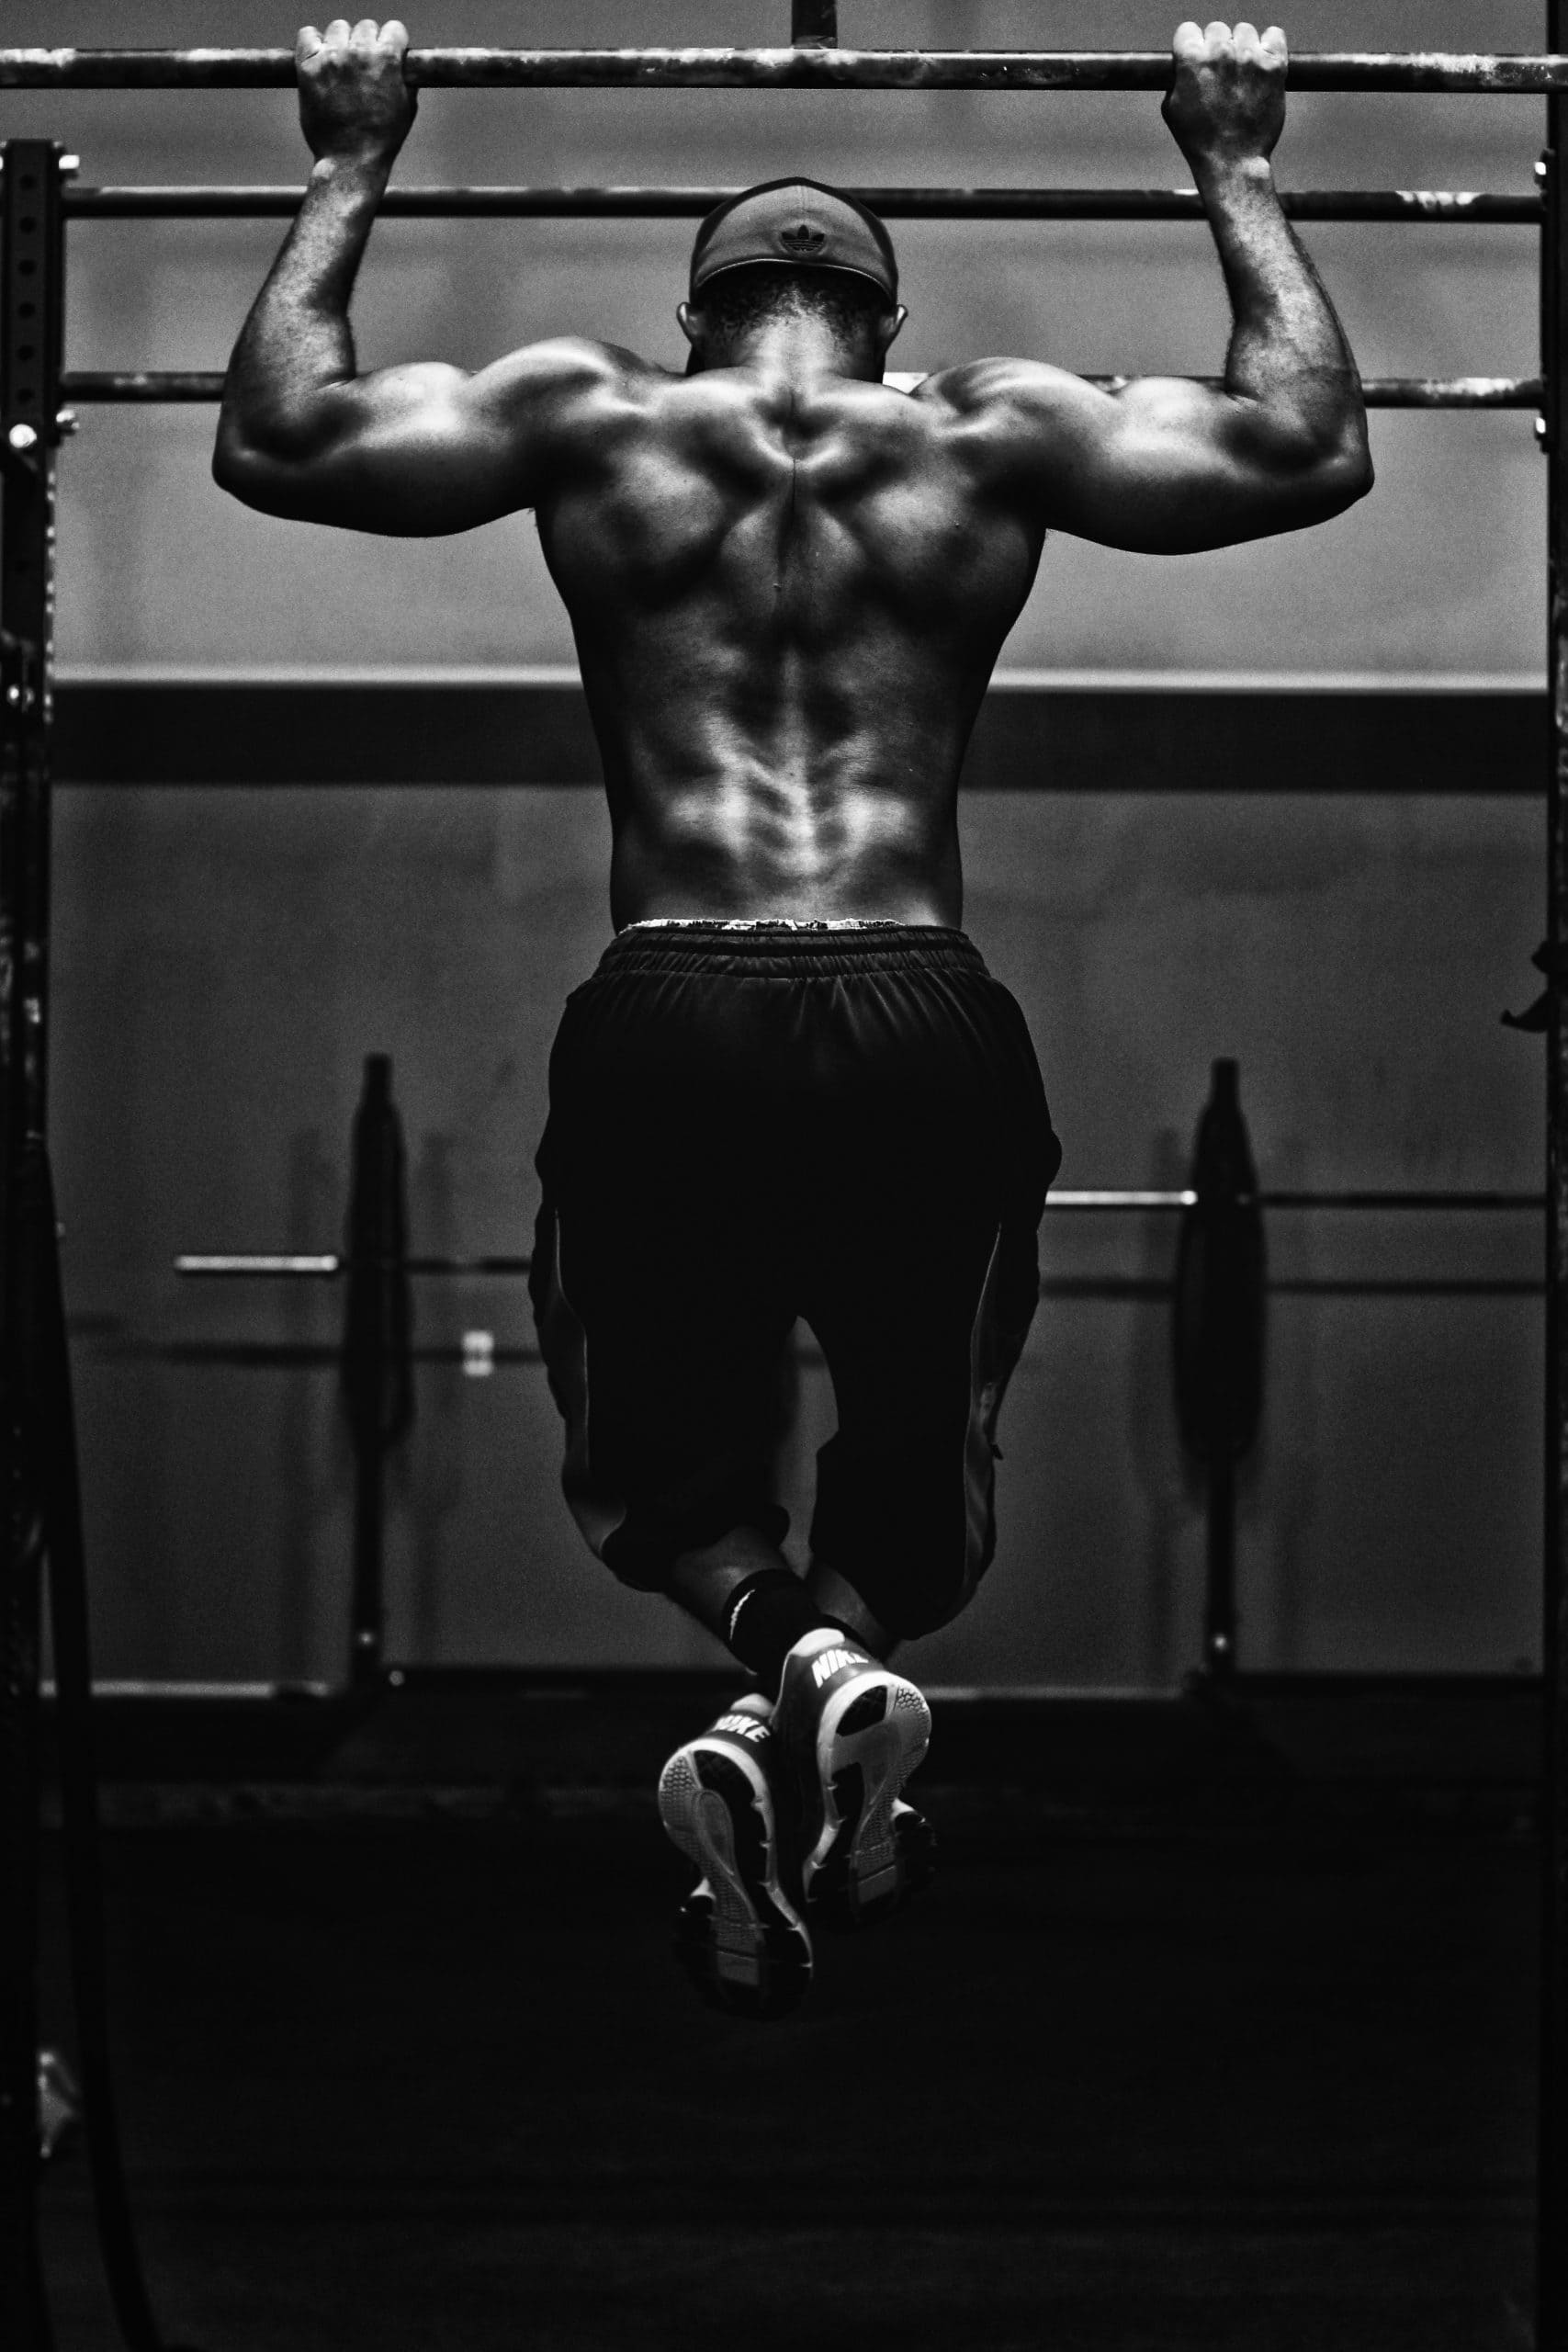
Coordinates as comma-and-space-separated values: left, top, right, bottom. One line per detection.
804, 1670, 934, 1933
659, 1731, 811, 2021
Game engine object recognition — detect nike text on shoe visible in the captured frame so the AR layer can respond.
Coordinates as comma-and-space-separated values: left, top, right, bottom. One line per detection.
774, 1628, 935, 1932
657, 1691, 813, 2020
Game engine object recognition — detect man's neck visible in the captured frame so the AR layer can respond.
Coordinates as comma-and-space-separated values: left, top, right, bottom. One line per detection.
710, 317, 879, 384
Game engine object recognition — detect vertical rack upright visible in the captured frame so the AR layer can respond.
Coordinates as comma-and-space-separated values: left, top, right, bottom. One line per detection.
1547, 13, 1568, 2349
0, 137, 65, 2352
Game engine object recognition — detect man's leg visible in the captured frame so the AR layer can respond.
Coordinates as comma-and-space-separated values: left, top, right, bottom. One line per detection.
796, 934, 1059, 1655
671, 1524, 845, 1692
534, 1185, 847, 2017
803, 1556, 897, 1658
532, 1115, 863, 2017
529, 926, 983, 2006
776, 931, 1060, 1930
805, 1213, 1043, 1647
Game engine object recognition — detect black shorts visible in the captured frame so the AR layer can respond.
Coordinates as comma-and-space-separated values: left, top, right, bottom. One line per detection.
529, 921, 1062, 1641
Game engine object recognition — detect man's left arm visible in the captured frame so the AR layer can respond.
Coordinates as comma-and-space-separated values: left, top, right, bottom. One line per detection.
929, 20, 1373, 555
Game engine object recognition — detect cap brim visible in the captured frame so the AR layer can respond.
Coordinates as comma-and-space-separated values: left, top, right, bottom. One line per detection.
690, 256, 895, 300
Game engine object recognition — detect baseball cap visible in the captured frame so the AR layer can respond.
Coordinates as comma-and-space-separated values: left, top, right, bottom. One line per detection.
690, 178, 897, 303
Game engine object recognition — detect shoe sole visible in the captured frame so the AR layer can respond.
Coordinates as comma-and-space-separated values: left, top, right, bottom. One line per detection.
798, 1675, 934, 1931
658, 1743, 812, 2020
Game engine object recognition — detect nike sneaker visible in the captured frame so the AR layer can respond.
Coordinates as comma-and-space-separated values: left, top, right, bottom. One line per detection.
657, 1690, 813, 2020
773, 1628, 934, 1931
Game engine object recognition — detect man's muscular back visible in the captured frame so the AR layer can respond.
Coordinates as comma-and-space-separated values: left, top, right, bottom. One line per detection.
534, 351, 1044, 927
213, 18, 1372, 928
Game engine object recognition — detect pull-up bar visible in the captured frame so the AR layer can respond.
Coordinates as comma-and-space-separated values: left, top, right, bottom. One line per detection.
49, 184, 1548, 224
4, 47, 1568, 94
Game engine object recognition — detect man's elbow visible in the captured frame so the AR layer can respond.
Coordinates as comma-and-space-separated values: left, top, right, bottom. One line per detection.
211, 433, 322, 523
211, 395, 335, 517
210, 432, 248, 504
1306, 427, 1375, 522
211, 414, 276, 511
1332, 433, 1375, 510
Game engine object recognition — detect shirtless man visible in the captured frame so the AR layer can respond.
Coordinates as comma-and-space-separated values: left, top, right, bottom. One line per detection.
215, 17, 1371, 2019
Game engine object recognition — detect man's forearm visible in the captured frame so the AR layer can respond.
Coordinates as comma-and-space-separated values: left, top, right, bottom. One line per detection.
220, 155, 391, 456
1198, 154, 1363, 444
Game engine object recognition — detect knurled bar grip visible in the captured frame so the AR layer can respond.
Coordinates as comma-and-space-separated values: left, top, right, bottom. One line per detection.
54, 187, 1546, 222
4, 48, 1568, 93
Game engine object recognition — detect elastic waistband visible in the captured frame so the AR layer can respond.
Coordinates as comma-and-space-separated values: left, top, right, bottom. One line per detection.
598, 920, 986, 981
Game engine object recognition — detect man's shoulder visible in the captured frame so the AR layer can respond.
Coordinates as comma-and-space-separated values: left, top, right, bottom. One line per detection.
462, 340, 688, 478
911, 357, 1095, 421
482, 337, 670, 406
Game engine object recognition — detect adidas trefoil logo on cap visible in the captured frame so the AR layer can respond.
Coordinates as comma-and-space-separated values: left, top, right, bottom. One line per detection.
780, 221, 827, 255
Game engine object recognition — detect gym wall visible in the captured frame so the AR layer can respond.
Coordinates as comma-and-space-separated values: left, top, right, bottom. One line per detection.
6, 0, 1548, 1685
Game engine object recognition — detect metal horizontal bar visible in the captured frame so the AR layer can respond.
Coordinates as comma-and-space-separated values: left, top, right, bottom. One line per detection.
1353, 377, 1538, 410
1260, 1189, 1544, 1209
59, 184, 1543, 224
171, 1206, 1195, 1271
63, 372, 227, 402
1057, 1186, 1547, 1208
174, 1251, 536, 1276
1091, 376, 1543, 409
1048, 1190, 1195, 1209
39, 1679, 335, 1702
5, 49, 1568, 94
107, 1340, 548, 1368
171, 1190, 1547, 1281
66, 371, 1543, 410
1269, 1278, 1544, 1295
175, 1252, 339, 1276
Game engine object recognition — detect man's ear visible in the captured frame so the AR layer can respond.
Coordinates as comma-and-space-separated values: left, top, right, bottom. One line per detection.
880, 305, 908, 353
677, 300, 700, 347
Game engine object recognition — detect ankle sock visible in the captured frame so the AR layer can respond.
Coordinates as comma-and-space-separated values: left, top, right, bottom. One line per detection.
721, 1570, 838, 1694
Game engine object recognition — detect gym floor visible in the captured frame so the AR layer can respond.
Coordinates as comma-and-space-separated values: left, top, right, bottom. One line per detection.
35, 1680, 1540, 2352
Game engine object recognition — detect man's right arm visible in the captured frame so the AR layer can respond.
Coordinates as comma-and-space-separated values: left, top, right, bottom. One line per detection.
214, 325, 633, 536
934, 19, 1372, 554
212, 18, 634, 533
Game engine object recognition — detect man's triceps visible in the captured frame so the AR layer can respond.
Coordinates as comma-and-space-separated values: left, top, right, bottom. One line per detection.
217, 361, 492, 530
986, 364, 1366, 553
957, 364, 1185, 550
218, 342, 623, 533
310, 362, 532, 533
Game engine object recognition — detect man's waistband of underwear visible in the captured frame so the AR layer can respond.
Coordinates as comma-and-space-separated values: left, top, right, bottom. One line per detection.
624, 917, 908, 933
596, 917, 987, 981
